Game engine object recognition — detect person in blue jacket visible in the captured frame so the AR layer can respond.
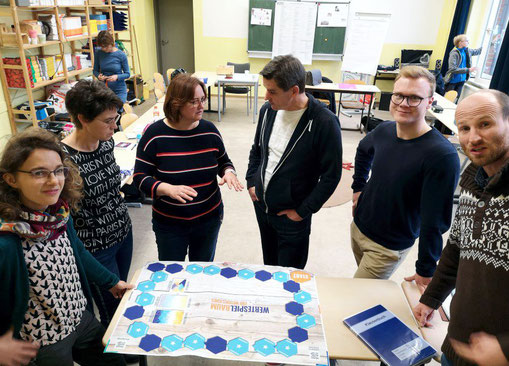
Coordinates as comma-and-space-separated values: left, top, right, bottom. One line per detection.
93, 31, 130, 103
0, 127, 131, 366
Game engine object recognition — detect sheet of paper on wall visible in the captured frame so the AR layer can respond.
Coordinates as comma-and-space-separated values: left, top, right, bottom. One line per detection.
272, 1, 317, 65
316, 3, 348, 27
251, 8, 272, 26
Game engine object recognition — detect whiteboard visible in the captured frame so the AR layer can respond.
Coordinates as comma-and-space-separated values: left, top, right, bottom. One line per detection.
341, 12, 391, 75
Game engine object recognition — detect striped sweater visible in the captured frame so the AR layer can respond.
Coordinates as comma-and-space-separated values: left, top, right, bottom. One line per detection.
133, 119, 234, 224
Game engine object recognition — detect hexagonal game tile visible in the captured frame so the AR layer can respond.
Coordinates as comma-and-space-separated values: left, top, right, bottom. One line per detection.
283, 280, 300, 293
253, 338, 276, 357
255, 270, 272, 281
296, 313, 316, 329
220, 267, 237, 279
137, 280, 155, 292
139, 334, 161, 352
184, 333, 206, 350
294, 290, 312, 304
161, 334, 183, 352
151, 271, 168, 283
127, 321, 149, 338
147, 262, 165, 272
273, 271, 289, 283
123, 305, 145, 320
135, 293, 155, 306
165, 263, 183, 274
288, 326, 308, 343
186, 264, 203, 274
227, 337, 249, 356
238, 268, 255, 280
206, 336, 227, 354
204, 265, 220, 275
276, 339, 298, 357
285, 301, 304, 316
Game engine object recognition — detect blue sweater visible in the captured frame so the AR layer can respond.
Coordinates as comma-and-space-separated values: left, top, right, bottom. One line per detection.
93, 49, 130, 102
352, 122, 460, 277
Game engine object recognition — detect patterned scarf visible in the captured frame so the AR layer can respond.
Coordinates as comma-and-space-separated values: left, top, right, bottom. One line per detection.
0, 199, 70, 241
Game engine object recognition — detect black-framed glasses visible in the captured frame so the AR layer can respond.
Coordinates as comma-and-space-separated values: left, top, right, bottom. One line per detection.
101, 113, 121, 125
17, 167, 70, 179
391, 93, 432, 107
189, 97, 207, 107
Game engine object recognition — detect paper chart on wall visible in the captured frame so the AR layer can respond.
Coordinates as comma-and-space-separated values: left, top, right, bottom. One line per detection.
272, 1, 317, 65
251, 7, 272, 26
317, 3, 348, 27
105, 262, 328, 365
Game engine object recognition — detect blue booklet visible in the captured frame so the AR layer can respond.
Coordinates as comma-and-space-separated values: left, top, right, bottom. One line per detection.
343, 304, 436, 366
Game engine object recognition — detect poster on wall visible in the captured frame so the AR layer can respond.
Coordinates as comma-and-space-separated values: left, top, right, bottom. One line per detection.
251, 8, 272, 26
105, 262, 329, 365
317, 3, 348, 27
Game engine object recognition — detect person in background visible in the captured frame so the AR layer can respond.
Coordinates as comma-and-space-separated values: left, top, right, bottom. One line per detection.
0, 127, 130, 366
444, 34, 482, 99
93, 30, 130, 103
134, 74, 243, 261
413, 90, 509, 366
61, 80, 133, 331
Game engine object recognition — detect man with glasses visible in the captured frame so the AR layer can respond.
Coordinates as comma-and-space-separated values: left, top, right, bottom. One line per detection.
350, 66, 460, 289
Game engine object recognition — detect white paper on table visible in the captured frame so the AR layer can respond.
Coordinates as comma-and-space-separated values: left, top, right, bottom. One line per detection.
250, 8, 272, 26
272, 1, 317, 65
341, 12, 391, 76
316, 3, 348, 27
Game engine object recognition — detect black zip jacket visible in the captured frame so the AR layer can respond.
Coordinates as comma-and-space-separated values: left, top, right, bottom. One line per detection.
246, 93, 342, 218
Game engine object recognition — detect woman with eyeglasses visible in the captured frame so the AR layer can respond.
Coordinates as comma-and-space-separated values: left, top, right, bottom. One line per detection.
0, 127, 130, 365
61, 80, 133, 331
134, 73, 243, 261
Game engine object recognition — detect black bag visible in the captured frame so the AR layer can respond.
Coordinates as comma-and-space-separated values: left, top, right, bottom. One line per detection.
360, 116, 385, 132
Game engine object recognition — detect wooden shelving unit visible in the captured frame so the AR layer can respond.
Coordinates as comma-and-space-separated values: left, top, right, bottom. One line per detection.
0, 0, 137, 134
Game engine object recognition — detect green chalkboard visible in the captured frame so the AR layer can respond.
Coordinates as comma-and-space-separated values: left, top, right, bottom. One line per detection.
248, 0, 346, 56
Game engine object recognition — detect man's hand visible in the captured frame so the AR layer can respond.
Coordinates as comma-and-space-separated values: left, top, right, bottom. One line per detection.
0, 329, 39, 366
248, 186, 258, 202
109, 281, 134, 299
277, 209, 303, 222
404, 273, 432, 292
469, 66, 477, 73
352, 191, 361, 217
412, 302, 435, 327
157, 183, 197, 203
451, 332, 509, 366
219, 171, 244, 192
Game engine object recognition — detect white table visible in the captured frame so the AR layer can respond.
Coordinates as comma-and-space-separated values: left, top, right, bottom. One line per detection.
216, 73, 260, 123
428, 93, 457, 134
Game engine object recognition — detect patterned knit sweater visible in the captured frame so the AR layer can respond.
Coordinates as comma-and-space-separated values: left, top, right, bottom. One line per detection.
420, 162, 509, 366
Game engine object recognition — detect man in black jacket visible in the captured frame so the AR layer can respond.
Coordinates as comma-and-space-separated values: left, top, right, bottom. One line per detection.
246, 55, 342, 269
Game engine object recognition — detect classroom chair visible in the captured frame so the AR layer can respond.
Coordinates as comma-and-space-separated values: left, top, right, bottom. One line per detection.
166, 68, 175, 83
120, 113, 138, 130
444, 90, 458, 103
154, 88, 165, 102
153, 72, 166, 88
340, 79, 374, 133
305, 69, 336, 115
222, 62, 251, 115
123, 103, 133, 114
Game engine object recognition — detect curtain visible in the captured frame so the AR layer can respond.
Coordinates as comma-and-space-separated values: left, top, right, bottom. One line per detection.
442, 0, 472, 76
489, 23, 509, 93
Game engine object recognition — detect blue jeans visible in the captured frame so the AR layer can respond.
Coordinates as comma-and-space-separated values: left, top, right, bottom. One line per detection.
152, 209, 222, 262
441, 353, 453, 366
90, 228, 133, 328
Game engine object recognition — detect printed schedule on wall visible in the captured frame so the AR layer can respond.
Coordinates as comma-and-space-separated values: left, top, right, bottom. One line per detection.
105, 262, 328, 365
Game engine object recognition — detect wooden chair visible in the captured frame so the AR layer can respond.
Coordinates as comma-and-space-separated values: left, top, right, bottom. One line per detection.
444, 90, 458, 103
123, 103, 133, 114
166, 68, 175, 82
153, 72, 165, 88
154, 88, 165, 102
154, 81, 166, 94
120, 113, 138, 130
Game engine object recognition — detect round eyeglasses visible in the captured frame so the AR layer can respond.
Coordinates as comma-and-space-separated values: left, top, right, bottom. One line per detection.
17, 167, 70, 180
391, 93, 432, 107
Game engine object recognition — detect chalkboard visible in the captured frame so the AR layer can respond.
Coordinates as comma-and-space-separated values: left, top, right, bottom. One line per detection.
248, 0, 347, 57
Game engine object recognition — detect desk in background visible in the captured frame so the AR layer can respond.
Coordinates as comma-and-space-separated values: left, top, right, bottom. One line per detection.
216, 73, 260, 123
428, 93, 458, 135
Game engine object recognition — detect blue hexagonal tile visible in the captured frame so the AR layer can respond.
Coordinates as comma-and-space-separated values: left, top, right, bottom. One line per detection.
238, 268, 255, 280
227, 337, 249, 356
285, 301, 304, 316
294, 290, 312, 304
123, 305, 145, 320
283, 280, 300, 293
253, 338, 276, 357
204, 265, 220, 275
161, 334, 183, 352
136, 293, 155, 306
151, 271, 168, 283
186, 264, 203, 275
206, 336, 227, 354
288, 326, 308, 343
184, 333, 206, 350
137, 280, 156, 292
221, 267, 237, 279
273, 271, 289, 283
127, 321, 149, 338
147, 262, 165, 272
296, 313, 316, 329
165, 263, 183, 274
276, 339, 298, 357
139, 334, 161, 352
255, 270, 272, 282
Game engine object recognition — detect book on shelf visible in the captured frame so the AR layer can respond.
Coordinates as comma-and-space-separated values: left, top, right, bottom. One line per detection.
343, 304, 436, 366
